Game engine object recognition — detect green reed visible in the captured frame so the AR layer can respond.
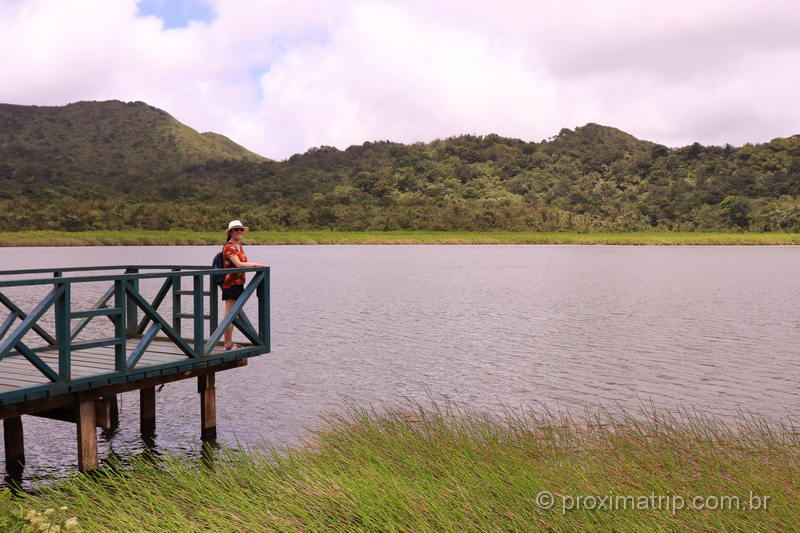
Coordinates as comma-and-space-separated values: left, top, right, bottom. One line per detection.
5, 403, 799, 532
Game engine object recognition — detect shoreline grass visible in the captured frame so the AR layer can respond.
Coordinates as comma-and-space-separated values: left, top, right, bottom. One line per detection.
3, 403, 798, 531
1, 230, 800, 247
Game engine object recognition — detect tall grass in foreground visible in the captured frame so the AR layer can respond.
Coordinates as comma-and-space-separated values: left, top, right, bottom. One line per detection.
6, 403, 799, 532
1, 230, 800, 246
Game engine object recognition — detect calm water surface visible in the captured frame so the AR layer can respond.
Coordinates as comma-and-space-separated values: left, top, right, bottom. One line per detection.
1, 244, 799, 486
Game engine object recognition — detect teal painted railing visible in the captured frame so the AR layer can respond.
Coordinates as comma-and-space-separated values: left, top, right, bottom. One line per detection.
0, 265, 270, 404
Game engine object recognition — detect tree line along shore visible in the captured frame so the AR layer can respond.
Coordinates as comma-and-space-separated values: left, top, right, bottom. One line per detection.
3, 103, 800, 235
0, 230, 799, 247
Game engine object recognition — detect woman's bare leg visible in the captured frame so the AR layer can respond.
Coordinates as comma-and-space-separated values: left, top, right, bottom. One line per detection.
224, 298, 236, 347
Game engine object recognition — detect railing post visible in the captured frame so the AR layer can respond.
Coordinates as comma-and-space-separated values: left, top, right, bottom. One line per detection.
125, 268, 139, 337
54, 278, 71, 380
172, 268, 181, 336
114, 279, 127, 371
193, 275, 204, 356
258, 268, 270, 350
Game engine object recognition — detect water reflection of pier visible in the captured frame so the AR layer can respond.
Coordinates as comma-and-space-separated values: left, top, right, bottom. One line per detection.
0, 265, 269, 482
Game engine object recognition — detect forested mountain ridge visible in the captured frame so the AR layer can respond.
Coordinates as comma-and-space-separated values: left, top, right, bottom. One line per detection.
0, 100, 263, 185
1, 101, 798, 232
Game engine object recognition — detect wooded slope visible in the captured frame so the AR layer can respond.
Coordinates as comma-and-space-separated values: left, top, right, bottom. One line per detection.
1, 101, 798, 232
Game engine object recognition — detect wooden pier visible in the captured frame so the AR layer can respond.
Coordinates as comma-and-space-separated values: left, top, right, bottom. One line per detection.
0, 264, 269, 481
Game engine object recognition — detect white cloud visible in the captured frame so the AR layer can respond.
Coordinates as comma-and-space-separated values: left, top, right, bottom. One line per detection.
1, 0, 799, 158
247, 2, 560, 156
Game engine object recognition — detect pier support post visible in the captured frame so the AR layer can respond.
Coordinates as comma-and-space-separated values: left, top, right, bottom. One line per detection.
3, 416, 25, 480
96, 396, 119, 431
140, 387, 156, 436
76, 396, 98, 472
198, 373, 216, 443
107, 395, 119, 428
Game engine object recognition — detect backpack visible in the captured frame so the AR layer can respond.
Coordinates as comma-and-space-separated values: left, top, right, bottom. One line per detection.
211, 245, 227, 287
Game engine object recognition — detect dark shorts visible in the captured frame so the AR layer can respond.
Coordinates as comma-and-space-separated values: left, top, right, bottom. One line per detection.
221, 284, 244, 301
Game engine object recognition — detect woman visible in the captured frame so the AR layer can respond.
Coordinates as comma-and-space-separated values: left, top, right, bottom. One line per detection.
221, 220, 265, 350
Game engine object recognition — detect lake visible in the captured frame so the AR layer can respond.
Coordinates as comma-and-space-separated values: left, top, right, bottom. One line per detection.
1, 244, 799, 486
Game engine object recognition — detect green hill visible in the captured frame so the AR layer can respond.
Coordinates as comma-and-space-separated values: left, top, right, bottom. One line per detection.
0, 100, 263, 182
0, 100, 798, 232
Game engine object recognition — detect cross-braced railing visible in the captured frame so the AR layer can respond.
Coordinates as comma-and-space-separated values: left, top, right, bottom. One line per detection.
0, 265, 269, 404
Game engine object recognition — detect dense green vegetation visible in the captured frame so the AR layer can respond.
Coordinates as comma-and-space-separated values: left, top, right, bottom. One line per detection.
1, 101, 799, 233
2, 230, 800, 247
3, 404, 798, 531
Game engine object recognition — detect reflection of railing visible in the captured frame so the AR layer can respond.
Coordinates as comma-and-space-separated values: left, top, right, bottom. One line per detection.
0, 265, 270, 405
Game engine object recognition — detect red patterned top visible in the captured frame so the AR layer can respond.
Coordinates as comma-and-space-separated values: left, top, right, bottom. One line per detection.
222, 242, 248, 288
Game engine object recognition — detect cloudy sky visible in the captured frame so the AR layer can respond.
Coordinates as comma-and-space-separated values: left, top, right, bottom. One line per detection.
2, 0, 799, 159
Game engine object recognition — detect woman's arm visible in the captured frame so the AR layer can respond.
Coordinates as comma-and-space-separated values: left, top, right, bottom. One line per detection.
228, 255, 265, 268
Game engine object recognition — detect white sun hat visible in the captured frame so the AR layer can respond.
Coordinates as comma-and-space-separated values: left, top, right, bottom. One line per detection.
225, 220, 249, 234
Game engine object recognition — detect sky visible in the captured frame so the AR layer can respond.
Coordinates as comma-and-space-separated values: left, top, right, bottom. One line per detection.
1, 0, 799, 159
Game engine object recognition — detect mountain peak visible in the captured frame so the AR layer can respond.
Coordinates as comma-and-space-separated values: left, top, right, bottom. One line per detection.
0, 100, 265, 180
544, 122, 659, 154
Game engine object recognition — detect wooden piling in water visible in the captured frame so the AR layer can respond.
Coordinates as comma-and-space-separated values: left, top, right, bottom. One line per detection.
3, 416, 24, 479
76, 396, 98, 472
95, 396, 118, 431
140, 387, 156, 435
198, 372, 217, 443
106, 395, 119, 428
